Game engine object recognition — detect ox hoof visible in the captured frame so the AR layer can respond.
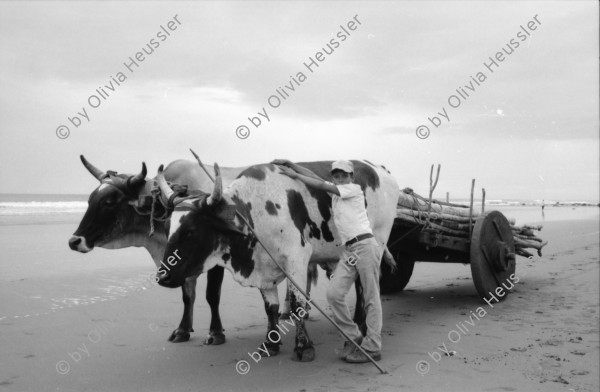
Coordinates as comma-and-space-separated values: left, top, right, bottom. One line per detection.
204, 332, 226, 345
261, 341, 281, 357
168, 329, 191, 343
293, 346, 315, 362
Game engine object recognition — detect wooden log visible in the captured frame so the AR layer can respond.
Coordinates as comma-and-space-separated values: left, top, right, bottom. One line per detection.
514, 237, 548, 250
396, 210, 472, 231
512, 227, 535, 236
397, 211, 473, 236
426, 222, 470, 237
397, 207, 516, 225
397, 209, 545, 252
513, 233, 544, 243
395, 212, 426, 225
400, 188, 470, 209
396, 207, 473, 222
435, 220, 472, 231
523, 225, 543, 231
511, 224, 542, 235
515, 248, 535, 258
398, 192, 478, 218
396, 206, 520, 224
397, 207, 516, 228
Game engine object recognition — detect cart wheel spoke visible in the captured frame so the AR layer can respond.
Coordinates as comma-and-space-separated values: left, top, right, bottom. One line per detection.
492, 220, 507, 242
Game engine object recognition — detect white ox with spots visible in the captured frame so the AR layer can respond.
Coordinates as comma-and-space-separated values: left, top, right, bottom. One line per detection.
156, 160, 400, 361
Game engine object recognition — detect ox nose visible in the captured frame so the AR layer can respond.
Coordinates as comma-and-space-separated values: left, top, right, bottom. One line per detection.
69, 236, 90, 252
157, 268, 175, 288
68, 236, 81, 250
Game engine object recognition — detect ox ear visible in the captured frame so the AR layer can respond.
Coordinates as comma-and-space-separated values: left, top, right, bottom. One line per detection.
200, 201, 245, 237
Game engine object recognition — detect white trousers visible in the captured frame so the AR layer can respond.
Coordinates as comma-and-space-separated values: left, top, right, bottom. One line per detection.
326, 237, 383, 352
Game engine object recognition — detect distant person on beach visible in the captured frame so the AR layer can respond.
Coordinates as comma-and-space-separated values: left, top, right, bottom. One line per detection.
542, 200, 545, 218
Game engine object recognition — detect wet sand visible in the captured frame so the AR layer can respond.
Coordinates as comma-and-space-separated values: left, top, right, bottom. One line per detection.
0, 208, 598, 391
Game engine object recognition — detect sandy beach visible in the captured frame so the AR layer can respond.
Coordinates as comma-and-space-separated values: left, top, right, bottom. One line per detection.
0, 206, 598, 392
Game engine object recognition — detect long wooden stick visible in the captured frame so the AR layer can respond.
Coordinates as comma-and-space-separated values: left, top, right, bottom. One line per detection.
426, 164, 441, 227
481, 188, 486, 213
468, 179, 475, 239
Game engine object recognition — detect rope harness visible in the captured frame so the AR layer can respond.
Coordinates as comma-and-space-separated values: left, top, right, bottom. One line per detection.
130, 181, 206, 237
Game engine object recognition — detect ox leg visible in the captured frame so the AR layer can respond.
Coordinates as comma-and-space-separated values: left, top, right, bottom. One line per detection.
279, 272, 319, 320
288, 281, 315, 362
169, 276, 197, 343
281, 265, 314, 320
279, 283, 292, 320
205, 266, 226, 345
259, 287, 281, 356
353, 277, 368, 337
303, 263, 318, 319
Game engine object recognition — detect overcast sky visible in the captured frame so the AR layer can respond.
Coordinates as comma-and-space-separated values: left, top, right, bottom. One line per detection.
0, 1, 598, 201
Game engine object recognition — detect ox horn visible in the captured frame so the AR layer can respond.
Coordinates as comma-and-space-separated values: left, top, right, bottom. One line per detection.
156, 165, 175, 206
128, 162, 147, 189
80, 155, 106, 181
207, 163, 222, 206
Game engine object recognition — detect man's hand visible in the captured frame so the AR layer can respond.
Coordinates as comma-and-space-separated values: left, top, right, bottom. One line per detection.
276, 164, 339, 195
278, 165, 298, 179
272, 159, 323, 181
271, 159, 292, 167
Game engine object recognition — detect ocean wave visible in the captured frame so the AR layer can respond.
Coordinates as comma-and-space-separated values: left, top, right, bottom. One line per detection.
0, 201, 87, 215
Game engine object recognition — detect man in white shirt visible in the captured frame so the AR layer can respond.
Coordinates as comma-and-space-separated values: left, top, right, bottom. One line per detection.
272, 159, 383, 363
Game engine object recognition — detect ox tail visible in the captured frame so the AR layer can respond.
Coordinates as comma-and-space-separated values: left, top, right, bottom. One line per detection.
382, 246, 397, 273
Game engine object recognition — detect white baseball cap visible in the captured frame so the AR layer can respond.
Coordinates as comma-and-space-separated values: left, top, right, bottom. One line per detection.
330, 160, 354, 174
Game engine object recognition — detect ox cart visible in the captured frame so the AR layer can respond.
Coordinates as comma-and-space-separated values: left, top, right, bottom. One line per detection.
380, 169, 547, 302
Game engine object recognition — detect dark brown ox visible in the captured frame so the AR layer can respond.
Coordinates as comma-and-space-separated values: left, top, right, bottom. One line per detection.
156, 159, 400, 361
69, 155, 244, 344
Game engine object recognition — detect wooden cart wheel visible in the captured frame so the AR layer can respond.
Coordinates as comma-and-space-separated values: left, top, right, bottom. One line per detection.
470, 211, 516, 302
380, 254, 415, 294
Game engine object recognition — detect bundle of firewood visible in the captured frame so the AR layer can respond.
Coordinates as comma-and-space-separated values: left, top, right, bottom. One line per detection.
511, 225, 546, 257
396, 188, 547, 257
